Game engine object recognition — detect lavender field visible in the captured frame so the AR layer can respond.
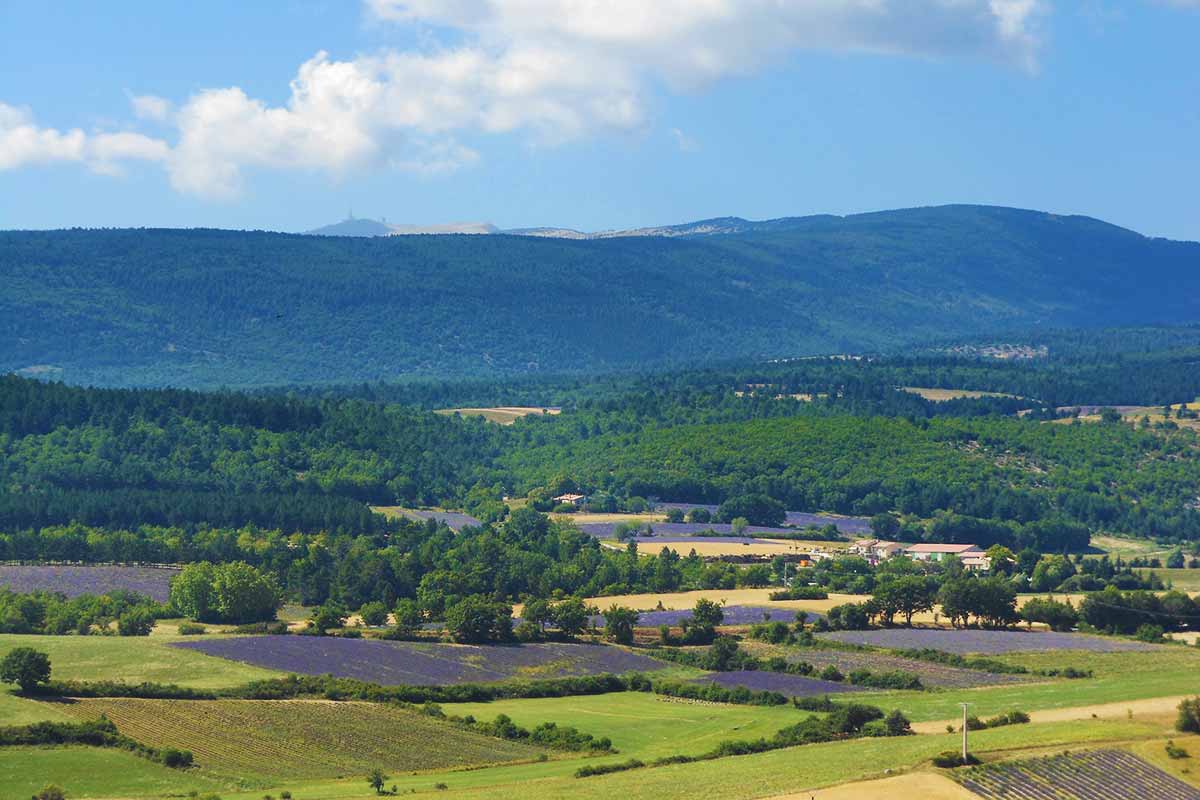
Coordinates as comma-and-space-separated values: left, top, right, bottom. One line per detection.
0, 564, 177, 601
174, 637, 667, 685
396, 510, 482, 531
958, 749, 1200, 800
633, 605, 807, 627
653, 503, 870, 535
694, 670, 858, 697
817, 628, 1156, 655
742, 642, 1025, 688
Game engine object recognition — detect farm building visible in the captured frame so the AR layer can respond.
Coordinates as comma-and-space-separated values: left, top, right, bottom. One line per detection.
905, 543, 989, 570
849, 539, 908, 564
553, 493, 589, 507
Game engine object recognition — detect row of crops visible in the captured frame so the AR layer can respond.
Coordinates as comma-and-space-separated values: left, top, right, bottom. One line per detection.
58, 698, 538, 780
957, 750, 1200, 800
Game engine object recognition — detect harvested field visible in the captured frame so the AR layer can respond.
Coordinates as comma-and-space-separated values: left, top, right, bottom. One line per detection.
741, 642, 1025, 689
817, 628, 1155, 655
694, 670, 858, 696
434, 406, 561, 424
173, 637, 666, 685
768, 772, 978, 800
605, 537, 821, 558
911, 694, 1194, 734
372, 506, 482, 530
0, 564, 176, 601
55, 697, 537, 780
901, 387, 1021, 402
956, 749, 1200, 800
581, 522, 801, 538
586, 588, 863, 615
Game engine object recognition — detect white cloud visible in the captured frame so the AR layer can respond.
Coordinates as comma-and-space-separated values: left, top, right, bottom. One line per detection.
129, 94, 173, 122
0, 102, 167, 175
4, 1, 1048, 197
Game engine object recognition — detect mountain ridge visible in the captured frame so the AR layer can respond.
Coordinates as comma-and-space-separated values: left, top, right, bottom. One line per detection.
3, 204, 1198, 388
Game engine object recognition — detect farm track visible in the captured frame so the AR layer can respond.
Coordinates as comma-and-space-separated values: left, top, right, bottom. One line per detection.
910, 695, 1192, 734
54, 698, 539, 780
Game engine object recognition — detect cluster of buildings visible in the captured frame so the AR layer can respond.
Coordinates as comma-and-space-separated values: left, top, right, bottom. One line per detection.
850, 539, 990, 571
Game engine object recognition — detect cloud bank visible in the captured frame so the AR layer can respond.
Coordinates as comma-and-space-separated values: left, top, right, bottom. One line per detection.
2, 0, 1048, 198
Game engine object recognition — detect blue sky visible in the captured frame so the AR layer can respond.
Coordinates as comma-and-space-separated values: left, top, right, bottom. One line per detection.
1, 1, 1197, 239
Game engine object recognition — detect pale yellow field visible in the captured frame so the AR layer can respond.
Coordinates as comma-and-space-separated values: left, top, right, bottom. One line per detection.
767, 771, 978, 800
434, 406, 561, 424
580, 589, 1098, 625
600, 538, 833, 558
900, 387, 1021, 402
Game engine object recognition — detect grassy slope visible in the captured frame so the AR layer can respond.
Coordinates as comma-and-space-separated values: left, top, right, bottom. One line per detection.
0, 633, 284, 688
839, 648, 1200, 723
446, 692, 802, 761
216, 719, 1175, 800
0, 746, 227, 800
55, 698, 541, 782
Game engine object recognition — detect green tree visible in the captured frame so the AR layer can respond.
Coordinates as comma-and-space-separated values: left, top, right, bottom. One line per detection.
1020, 597, 1078, 631
717, 494, 786, 527
212, 562, 282, 624
309, 603, 347, 635
358, 601, 389, 627
691, 598, 724, 628
392, 599, 423, 637
551, 597, 591, 637
602, 605, 638, 645
117, 607, 155, 636
169, 562, 216, 621
523, 598, 553, 632
0, 647, 51, 691
444, 596, 513, 644
875, 575, 936, 626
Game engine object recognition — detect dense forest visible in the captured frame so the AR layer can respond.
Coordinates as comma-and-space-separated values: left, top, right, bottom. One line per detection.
3, 205, 1199, 388
3, 335, 1200, 554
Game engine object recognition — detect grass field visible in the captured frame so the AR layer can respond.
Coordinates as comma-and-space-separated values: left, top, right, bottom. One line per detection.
849, 647, 1200, 724
0, 746, 227, 800
0, 633, 284, 688
435, 406, 561, 424
445, 692, 802, 762
1141, 567, 1200, 591
214, 718, 1180, 800
55, 698, 541, 781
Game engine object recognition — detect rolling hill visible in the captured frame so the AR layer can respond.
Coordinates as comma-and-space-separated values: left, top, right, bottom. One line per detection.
2, 205, 1198, 388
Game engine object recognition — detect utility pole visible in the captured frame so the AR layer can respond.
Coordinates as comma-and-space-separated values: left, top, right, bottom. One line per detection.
960, 702, 971, 763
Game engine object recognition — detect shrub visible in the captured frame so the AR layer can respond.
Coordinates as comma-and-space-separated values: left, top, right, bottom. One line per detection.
575, 759, 645, 778
232, 621, 289, 635
1167, 740, 1191, 759
358, 601, 389, 627
1134, 623, 1166, 643
933, 751, 980, 768
177, 622, 207, 635
33, 786, 66, 800
768, 587, 829, 601
117, 607, 156, 636
1177, 697, 1200, 733
819, 665, 844, 682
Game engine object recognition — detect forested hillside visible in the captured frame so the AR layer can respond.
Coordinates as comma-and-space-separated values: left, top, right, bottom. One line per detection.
3, 205, 1198, 388
4, 353, 1200, 553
